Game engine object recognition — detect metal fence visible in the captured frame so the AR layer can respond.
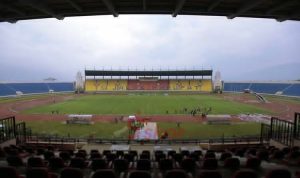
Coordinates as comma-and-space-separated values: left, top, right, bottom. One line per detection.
294, 112, 300, 140
3, 113, 300, 146
26, 134, 262, 145
270, 117, 294, 146
0, 116, 16, 143
260, 123, 271, 143
15, 122, 27, 145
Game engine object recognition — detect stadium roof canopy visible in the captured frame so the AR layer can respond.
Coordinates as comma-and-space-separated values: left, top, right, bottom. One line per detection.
0, 0, 300, 23
85, 70, 213, 77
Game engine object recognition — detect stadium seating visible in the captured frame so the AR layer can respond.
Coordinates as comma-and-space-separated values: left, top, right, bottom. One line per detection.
0, 84, 16, 96
282, 84, 300, 96
85, 80, 97, 91
0, 144, 299, 178
85, 80, 127, 91
0, 82, 74, 96
127, 80, 169, 90
0, 166, 22, 178
85, 79, 212, 92
169, 80, 212, 91
223, 82, 300, 96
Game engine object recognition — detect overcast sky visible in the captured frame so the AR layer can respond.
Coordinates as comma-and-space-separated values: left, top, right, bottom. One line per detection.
0, 15, 300, 82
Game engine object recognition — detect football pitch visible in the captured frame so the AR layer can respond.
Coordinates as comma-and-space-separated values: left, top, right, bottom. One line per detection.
23, 94, 271, 115
25, 121, 261, 139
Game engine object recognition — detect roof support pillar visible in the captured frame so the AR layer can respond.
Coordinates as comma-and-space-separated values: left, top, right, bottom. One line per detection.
207, 0, 223, 12
20, 0, 64, 20
143, 0, 147, 11
227, 0, 264, 19
0, 2, 26, 16
66, 0, 83, 12
276, 10, 300, 22
172, 0, 186, 17
267, 0, 298, 15
101, 0, 118, 17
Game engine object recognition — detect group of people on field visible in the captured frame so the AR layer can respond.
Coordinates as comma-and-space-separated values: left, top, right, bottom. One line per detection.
165, 106, 212, 117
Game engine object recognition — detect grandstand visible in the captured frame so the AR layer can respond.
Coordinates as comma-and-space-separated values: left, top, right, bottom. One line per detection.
85, 80, 127, 91
223, 82, 300, 97
84, 69, 213, 92
0, 82, 74, 97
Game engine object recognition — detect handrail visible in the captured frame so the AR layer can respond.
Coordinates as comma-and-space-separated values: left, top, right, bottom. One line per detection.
26, 134, 263, 145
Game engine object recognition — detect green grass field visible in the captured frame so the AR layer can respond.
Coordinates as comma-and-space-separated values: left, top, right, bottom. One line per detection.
25, 121, 261, 139
23, 94, 271, 115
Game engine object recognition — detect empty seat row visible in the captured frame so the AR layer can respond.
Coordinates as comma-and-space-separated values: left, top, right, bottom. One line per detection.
0, 166, 294, 178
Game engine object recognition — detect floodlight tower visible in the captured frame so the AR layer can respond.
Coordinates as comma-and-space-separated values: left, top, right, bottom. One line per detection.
214, 71, 223, 93
75, 71, 84, 93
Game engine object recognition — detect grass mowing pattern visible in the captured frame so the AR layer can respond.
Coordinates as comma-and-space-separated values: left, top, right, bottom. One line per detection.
158, 122, 261, 139
25, 121, 127, 138
25, 121, 261, 139
264, 95, 300, 104
23, 94, 271, 115
0, 93, 69, 104
0, 94, 50, 104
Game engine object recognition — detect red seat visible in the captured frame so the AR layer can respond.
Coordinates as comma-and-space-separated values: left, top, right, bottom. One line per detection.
140, 153, 150, 160
49, 157, 65, 170
27, 157, 45, 167
165, 169, 188, 178
136, 159, 151, 170
155, 153, 166, 162
180, 158, 196, 172
197, 170, 222, 178
26, 167, 49, 178
0, 166, 21, 178
246, 157, 261, 169
129, 151, 138, 158
70, 157, 86, 169
159, 159, 174, 171
113, 159, 129, 172
224, 158, 240, 170
127, 170, 151, 178
90, 158, 109, 171
204, 152, 216, 159
59, 151, 71, 161
90, 153, 102, 159
219, 152, 232, 161
232, 170, 258, 178
202, 158, 218, 170
60, 168, 83, 178
92, 169, 117, 178
6, 156, 24, 167
265, 169, 291, 178
124, 153, 134, 162
43, 151, 55, 161
173, 153, 183, 163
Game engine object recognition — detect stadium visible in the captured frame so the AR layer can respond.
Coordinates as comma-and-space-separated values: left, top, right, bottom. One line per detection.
1, 1, 300, 178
